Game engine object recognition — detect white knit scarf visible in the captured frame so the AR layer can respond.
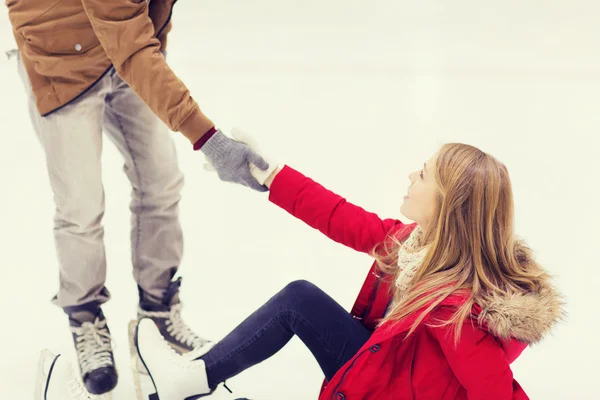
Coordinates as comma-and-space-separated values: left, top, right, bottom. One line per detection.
384, 226, 429, 317
394, 225, 428, 292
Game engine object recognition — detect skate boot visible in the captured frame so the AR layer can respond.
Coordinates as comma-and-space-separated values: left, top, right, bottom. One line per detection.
135, 318, 212, 400
129, 277, 212, 371
129, 277, 213, 399
68, 306, 118, 395
34, 349, 92, 400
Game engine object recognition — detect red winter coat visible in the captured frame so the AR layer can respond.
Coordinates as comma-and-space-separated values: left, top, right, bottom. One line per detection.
268, 166, 562, 400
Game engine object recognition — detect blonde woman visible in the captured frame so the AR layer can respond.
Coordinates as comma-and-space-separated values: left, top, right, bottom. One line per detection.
40, 142, 564, 399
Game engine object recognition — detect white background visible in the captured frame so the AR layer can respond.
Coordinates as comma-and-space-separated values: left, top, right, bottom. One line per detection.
1, 1, 599, 399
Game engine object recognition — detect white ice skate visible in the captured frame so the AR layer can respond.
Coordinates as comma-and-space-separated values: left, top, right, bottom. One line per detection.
135, 318, 214, 400
34, 349, 95, 400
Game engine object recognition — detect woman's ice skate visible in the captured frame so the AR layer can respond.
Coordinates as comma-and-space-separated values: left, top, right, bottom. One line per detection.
134, 318, 214, 400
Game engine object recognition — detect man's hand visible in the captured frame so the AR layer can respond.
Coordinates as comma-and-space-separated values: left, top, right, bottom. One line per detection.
200, 129, 271, 192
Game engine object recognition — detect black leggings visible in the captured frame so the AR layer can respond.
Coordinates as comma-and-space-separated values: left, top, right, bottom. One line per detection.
199, 280, 371, 389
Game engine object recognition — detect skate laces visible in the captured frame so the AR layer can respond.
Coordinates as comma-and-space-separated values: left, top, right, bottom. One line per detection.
150, 324, 208, 371
138, 303, 209, 349
70, 318, 113, 375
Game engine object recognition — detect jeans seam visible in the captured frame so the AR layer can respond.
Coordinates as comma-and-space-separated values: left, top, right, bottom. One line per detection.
205, 309, 339, 370
287, 309, 339, 362
204, 313, 280, 369
111, 105, 143, 261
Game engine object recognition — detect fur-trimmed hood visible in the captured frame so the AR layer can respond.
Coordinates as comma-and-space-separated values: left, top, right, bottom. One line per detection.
478, 284, 564, 344
477, 253, 565, 345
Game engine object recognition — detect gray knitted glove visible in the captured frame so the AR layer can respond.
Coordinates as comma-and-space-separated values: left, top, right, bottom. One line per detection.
200, 129, 270, 192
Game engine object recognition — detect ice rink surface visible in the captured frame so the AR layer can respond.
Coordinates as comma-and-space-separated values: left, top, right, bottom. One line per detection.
0, 1, 599, 399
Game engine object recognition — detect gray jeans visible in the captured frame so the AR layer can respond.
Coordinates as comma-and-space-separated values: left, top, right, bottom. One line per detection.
17, 56, 184, 309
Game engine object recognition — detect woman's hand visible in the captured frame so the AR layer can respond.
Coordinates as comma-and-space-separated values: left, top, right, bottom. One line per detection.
264, 167, 282, 188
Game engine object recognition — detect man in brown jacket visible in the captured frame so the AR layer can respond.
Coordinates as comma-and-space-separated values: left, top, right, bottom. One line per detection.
7, 0, 269, 395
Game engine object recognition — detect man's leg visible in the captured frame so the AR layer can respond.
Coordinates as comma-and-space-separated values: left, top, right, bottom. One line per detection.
102, 72, 209, 360
17, 56, 118, 394
200, 280, 371, 389
17, 56, 110, 309
102, 69, 184, 301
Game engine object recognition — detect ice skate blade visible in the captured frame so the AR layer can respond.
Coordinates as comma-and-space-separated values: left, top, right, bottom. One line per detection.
34, 349, 57, 400
129, 320, 148, 400
90, 393, 113, 400
129, 320, 150, 375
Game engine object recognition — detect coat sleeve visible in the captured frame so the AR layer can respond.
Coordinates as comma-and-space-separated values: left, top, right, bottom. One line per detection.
268, 166, 404, 254
428, 320, 529, 400
81, 0, 214, 144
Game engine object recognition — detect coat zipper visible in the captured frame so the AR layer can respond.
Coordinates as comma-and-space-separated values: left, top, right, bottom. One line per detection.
361, 277, 381, 321
329, 348, 369, 400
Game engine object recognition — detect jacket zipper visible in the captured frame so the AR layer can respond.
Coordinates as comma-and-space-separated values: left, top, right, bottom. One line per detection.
156, 0, 178, 39
330, 348, 369, 400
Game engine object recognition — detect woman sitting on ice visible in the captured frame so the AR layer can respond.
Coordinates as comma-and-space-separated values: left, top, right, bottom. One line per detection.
38, 131, 564, 400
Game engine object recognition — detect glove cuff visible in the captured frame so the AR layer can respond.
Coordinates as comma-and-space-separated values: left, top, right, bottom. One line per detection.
193, 127, 217, 150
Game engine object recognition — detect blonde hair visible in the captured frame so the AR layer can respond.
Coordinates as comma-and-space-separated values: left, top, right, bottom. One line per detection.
373, 143, 550, 344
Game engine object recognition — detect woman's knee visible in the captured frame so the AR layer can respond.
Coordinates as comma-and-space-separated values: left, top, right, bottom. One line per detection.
277, 280, 324, 305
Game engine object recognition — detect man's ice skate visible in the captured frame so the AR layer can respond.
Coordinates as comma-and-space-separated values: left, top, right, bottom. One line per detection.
69, 307, 118, 395
34, 349, 92, 400
135, 317, 214, 400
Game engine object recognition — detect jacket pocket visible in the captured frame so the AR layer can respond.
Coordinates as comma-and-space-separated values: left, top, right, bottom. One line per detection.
43, 26, 101, 55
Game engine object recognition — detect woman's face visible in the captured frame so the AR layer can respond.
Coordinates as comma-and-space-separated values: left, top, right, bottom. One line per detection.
400, 154, 439, 230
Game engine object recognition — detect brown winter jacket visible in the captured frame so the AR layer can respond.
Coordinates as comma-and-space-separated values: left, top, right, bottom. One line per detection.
6, 0, 213, 144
